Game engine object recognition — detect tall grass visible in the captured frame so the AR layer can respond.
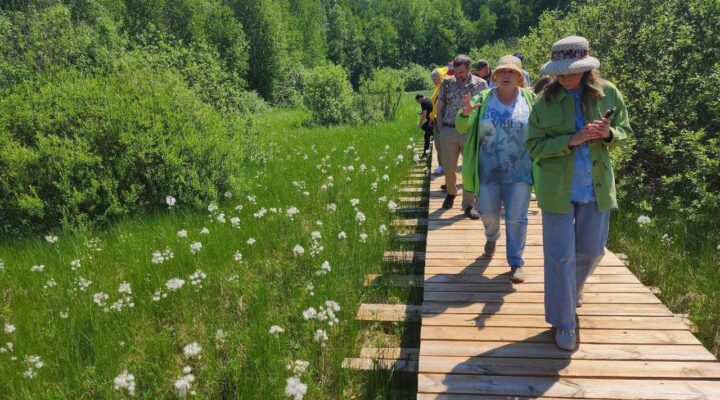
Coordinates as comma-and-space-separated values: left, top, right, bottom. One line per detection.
0, 95, 425, 398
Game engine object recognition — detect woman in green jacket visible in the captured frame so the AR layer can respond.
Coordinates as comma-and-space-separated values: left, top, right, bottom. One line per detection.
456, 55, 537, 283
526, 36, 632, 351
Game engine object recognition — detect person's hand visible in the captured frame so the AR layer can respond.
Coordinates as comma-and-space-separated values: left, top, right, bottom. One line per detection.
461, 93, 480, 117
590, 117, 611, 139
569, 124, 602, 147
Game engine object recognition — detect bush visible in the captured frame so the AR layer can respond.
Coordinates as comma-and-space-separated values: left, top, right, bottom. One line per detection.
0, 67, 251, 233
401, 63, 433, 91
303, 63, 355, 125
358, 68, 405, 121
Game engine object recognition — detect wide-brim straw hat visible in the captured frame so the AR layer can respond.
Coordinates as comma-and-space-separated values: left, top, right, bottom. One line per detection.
540, 36, 600, 76
491, 55, 525, 83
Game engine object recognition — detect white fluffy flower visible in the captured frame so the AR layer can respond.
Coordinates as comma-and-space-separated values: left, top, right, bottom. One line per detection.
114, 370, 136, 396
183, 342, 202, 358
379, 224, 388, 235
311, 231, 322, 240
174, 373, 195, 398
165, 196, 177, 208
285, 377, 307, 400
338, 231, 347, 240
233, 251, 243, 262
326, 203, 337, 212
31, 264, 45, 272
166, 278, 185, 292
45, 235, 58, 243
231, 216, 241, 227
637, 215, 651, 225
286, 206, 300, 219
189, 242, 203, 254
355, 211, 366, 224
177, 229, 188, 238
387, 201, 398, 211
70, 259, 81, 271
382, 174, 389, 181
287, 360, 310, 377
359, 233, 368, 243
314, 329, 328, 346
93, 292, 109, 307
200, 227, 209, 235
302, 307, 318, 320
208, 203, 218, 213
292, 245, 305, 257
269, 325, 285, 336
4, 324, 16, 334
247, 238, 256, 245
350, 198, 360, 207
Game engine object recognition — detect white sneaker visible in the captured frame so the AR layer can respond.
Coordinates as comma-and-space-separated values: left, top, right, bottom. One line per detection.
555, 329, 576, 351
530, 192, 537, 201
434, 166, 444, 175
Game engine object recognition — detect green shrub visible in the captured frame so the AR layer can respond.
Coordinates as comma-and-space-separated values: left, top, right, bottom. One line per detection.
303, 63, 355, 125
0, 67, 251, 232
401, 63, 433, 91
358, 67, 405, 121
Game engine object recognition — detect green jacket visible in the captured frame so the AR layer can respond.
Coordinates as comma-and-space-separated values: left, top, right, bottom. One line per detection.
525, 80, 632, 214
455, 87, 537, 195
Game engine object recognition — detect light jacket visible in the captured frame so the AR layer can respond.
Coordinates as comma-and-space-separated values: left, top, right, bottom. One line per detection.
429, 67, 448, 122
456, 87, 537, 195
525, 80, 632, 214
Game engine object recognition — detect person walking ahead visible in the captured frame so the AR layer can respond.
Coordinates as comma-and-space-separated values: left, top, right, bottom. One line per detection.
526, 36, 632, 351
415, 94, 434, 158
436, 55, 487, 218
456, 55, 536, 283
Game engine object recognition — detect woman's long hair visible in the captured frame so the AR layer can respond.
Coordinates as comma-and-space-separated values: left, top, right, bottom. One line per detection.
542, 69, 605, 102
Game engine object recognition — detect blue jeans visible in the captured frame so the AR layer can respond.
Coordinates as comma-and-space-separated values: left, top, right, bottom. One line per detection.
542, 202, 610, 330
476, 181, 531, 267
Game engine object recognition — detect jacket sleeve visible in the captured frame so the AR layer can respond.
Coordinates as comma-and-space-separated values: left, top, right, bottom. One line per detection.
526, 105, 573, 160
604, 85, 632, 146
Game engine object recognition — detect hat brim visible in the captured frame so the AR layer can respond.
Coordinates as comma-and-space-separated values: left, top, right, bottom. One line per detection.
540, 57, 600, 76
491, 66, 525, 82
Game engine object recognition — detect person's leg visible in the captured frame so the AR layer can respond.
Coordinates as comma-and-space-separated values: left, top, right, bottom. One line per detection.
439, 126, 460, 197
574, 202, 611, 303
455, 130, 475, 210
502, 182, 531, 267
433, 124, 444, 170
422, 125, 432, 157
476, 182, 502, 243
542, 207, 577, 331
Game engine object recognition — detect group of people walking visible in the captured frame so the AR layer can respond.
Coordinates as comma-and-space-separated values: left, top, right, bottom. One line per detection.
417, 36, 632, 351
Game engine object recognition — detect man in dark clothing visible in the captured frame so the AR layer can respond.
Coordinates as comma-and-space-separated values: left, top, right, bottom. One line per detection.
415, 94, 434, 158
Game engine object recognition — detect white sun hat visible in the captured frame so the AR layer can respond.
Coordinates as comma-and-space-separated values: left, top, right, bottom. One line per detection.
540, 36, 600, 76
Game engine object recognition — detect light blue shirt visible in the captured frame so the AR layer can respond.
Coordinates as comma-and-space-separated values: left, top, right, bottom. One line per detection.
478, 89, 532, 185
568, 88, 596, 203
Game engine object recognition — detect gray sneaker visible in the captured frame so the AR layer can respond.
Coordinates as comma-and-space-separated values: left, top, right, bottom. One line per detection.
555, 329, 576, 351
483, 241, 496, 257
576, 291, 584, 307
510, 266, 525, 283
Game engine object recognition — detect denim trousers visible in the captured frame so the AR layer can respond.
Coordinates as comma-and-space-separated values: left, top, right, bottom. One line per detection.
476, 181, 531, 267
542, 202, 610, 330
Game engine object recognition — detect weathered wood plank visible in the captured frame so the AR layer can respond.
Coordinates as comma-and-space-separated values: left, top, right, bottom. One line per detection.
423, 273, 641, 284
421, 314, 687, 330
360, 347, 419, 360
422, 291, 661, 304
422, 302, 674, 316
423, 282, 650, 293
342, 358, 418, 372
356, 304, 422, 322
364, 274, 423, 287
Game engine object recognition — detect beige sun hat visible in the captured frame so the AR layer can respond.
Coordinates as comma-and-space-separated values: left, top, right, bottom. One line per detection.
540, 36, 600, 76
491, 55, 525, 84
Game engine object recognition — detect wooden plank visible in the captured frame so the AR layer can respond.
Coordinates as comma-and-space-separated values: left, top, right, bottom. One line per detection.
360, 347, 419, 360
422, 302, 674, 317
417, 356, 720, 378
422, 291, 661, 304
356, 304, 422, 322
364, 274, 423, 287
423, 273, 642, 285
342, 358, 418, 372
417, 395, 612, 400
419, 341, 717, 361
424, 257, 625, 268
417, 374, 720, 399
424, 266, 630, 275
421, 314, 688, 330
391, 218, 428, 226
424, 282, 650, 293
383, 251, 425, 262
420, 326, 702, 345
393, 233, 426, 242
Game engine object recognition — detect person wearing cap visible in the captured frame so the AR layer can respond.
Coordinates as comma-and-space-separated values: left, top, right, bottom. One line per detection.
456, 55, 536, 283
473, 60, 496, 89
436, 55, 488, 218
526, 36, 632, 351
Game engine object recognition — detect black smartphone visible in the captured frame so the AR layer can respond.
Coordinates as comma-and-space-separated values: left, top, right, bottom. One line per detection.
603, 106, 617, 119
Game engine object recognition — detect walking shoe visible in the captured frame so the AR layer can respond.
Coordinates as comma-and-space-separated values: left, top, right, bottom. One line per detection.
442, 194, 455, 209
483, 241, 496, 257
440, 184, 447, 192
530, 192, 537, 201
434, 166, 444, 175
555, 329, 576, 351
464, 207, 480, 220
510, 266, 525, 283
576, 291, 584, 308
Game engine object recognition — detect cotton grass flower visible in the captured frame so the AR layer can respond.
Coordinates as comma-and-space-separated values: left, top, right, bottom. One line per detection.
287, 360, 309, 377
387, 201, 398, 211
355, 211, 366, 224
285, 377, 307, 400
208, 203, 218, 213
165, 196, 177, 208
637, 215, 651, 225
93, 292, 109, 308
30, 264, 45, 272
269, 325, 285, 337
4, 324, 15, 334
359, 233, 368, 243
326, 203, 337, 212
379, 224, 388, 235
174, 373, 196, 398
314, 329, 328, 347
247, 238, 256, 245
22, 355, 44, 379
114, 370, 136, 396
302, 307, 318, 320
189, 242, 203, 254
200, 227, 209, 235
45, 235, 58, 243
233, 251, 243, 262
337, 231, 347, 240
292, 245, 305, 257
286, 206, 300, 219
70, 259, 81, 271
231, 216, 241, 227
350, 198, 360, 207
183, 342, 202, 359
177, 229, 188, 238
166, 278, 185, 292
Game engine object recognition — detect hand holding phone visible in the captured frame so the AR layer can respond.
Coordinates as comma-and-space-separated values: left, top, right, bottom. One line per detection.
603, 106, 617, 119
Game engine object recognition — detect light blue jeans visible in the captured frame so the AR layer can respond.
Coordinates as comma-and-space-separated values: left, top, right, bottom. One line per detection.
476, 181, 531, 267
542, 202, 610, 330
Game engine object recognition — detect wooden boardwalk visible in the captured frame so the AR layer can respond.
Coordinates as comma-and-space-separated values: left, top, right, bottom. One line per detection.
417, 156, 720, 399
